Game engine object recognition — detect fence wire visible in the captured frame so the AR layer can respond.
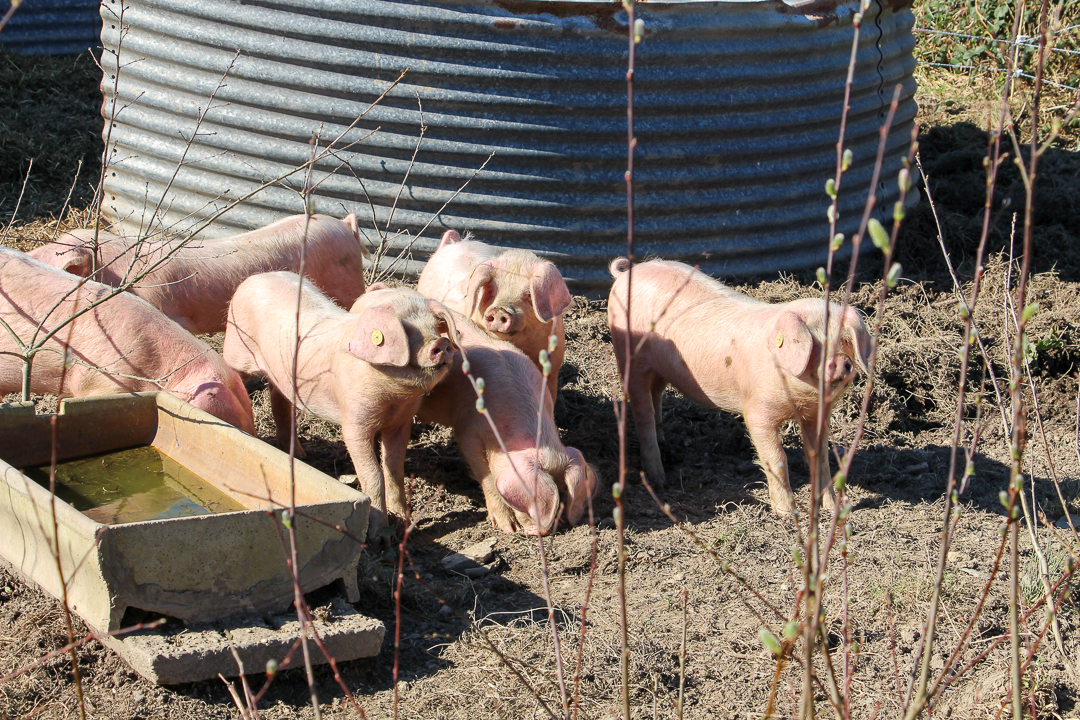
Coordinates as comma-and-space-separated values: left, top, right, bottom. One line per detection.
913, 25, 1080, 93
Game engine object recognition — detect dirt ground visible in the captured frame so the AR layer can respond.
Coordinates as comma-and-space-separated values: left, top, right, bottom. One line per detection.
2, 52, 1080, 719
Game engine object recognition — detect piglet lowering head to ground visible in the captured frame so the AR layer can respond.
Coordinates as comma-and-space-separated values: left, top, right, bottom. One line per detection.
0, 249, 254, 433
607, 258, 871, 517
416, 230, 573, 402
416, 312, 598, 536
28, 213, 368, 334
223, 273, 457, 541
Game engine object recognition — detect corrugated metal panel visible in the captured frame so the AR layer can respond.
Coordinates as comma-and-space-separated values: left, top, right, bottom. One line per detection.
98, 0, 917, 291
0, 0, 101, 55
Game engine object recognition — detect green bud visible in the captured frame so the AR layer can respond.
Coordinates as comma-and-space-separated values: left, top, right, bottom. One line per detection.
461, 359, 471, 375
542, 360, 552, 376
792, 545, 804, 567
759, 628, 782, 657
886, 262, 902, 289
958, 303, 970, 319
612, 483, 622, 499
853, 11, 863, 25
842, 149, 853, 172
827, 205, 836, 223
898, 168, 910, 193
816, 267, 828, 286
475, 397, 486, 413
548, 334, 558, 353
633, 18, 645, 44
538, 349, 549, 364
833, 472, 846, 493
613, 507, 622, 525
832, 233, 844, 251
868, 218, 890, 252
663, 503, 671, 514
893, 201, 905, 223
266, 659, 278, 677
282, 509, 292, 529
783, 620, 800, 640
999, 490, 1009, 508
825, 178, 837, 199
1021, 302, 1039, 324
475, 376, 485, 393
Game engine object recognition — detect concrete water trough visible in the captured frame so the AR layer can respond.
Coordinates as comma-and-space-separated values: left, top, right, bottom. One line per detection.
0, 392, 384, 684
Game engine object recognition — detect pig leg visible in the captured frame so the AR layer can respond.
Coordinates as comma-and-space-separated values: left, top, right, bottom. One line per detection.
482, 471, 521, 533
342, 419, 388, 542
799, 417, 837, 514
650, 375, 666, 446
269, 385, 307, 458
628, 368, 667, 488
380, 422, 411, 520
744, 415, 795, 517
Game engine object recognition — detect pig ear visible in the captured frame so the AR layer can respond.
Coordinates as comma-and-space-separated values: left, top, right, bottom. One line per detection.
62, 249, 94, 277
438, 229, 463, 250
427, 300, 460, 349
530, 262, 572, 322
348, 305, 410, 367
496, 465, 559, 535
772, 311, 814, 377
841, 306, 872, 374
466, 262, 497, 318
35, 246, 93, 277
343, 213, 369, 258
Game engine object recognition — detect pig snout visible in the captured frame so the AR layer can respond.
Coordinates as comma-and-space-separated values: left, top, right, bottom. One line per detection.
423, 337, 455, 368
826, 354, 855, 385
484, 305, 520, 336
181, 381, 255, 434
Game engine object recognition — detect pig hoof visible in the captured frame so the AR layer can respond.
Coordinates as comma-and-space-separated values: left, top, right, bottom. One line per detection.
367, 524, 397, 551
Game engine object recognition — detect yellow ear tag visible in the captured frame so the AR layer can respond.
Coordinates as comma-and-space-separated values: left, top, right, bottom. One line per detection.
776, 332, 784, 348
371, 330, 384, 346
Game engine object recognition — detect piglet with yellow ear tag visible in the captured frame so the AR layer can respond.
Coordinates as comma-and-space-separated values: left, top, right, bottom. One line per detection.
607, 258, 871, 518
224, 272, 457, 541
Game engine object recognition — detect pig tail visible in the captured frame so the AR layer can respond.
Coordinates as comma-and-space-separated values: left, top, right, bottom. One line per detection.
609, 258, 630, 276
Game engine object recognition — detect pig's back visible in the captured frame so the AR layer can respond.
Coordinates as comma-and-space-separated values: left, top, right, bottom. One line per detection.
0, 248, 216, 397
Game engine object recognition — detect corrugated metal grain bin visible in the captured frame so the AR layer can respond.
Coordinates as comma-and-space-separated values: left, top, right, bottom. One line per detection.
0, 0, 102, 55
98, 0, 917, 291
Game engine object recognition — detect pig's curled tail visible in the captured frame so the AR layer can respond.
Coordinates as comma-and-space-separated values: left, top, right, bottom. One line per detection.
609, 258, 630, 277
